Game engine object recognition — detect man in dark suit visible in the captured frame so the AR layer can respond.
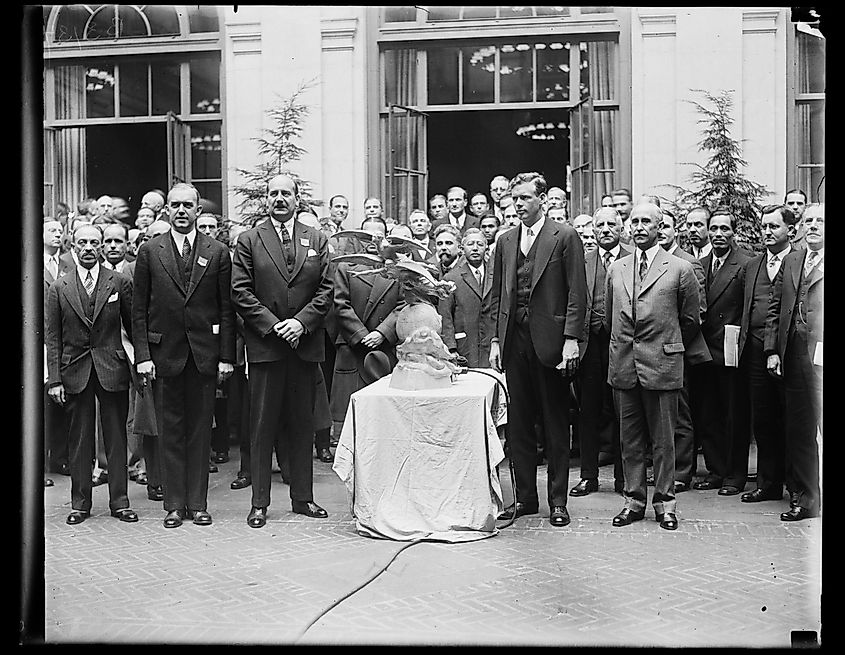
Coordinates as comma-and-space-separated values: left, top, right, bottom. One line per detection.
132, 182, 235, 529
570, 208, 631, 498
444, 186, 481, 235
407, 209, 438, 264
46, 224, 138, 525
657, 210, 711, 492
605, 203, 701, 531
428, 194, 449, 236
232, 174, 334, 528
439, 227, 494, 368
434, 224, 462, 278
690, 209, 752, 496
487, 172, 587, 527
765, 203, 823, 521
737, 205, 798, 506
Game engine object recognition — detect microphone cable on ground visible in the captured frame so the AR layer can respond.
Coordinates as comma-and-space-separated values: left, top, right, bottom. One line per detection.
294, 538, 425, 643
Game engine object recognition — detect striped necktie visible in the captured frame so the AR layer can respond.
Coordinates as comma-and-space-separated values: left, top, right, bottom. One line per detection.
84, 270, 94, 296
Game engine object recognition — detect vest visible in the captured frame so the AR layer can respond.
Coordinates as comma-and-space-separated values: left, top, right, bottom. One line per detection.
75, 270, 97, 320
590, 249, 610, 333
748, 262, 774, 343
171, 235, 196, 285
515, 240, 537, 324
790, 267, 812, 342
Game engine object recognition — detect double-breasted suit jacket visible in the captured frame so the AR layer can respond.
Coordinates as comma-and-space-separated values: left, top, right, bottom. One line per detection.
699, 246, 752, 366
439, 259, 494, 368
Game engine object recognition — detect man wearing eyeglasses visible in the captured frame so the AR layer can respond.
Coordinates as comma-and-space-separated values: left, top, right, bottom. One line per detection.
765, 203, 824, 522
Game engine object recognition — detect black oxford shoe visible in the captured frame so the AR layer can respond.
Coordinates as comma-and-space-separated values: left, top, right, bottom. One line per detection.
717, 485, 742, 496
208, 462, 218, 474
569, 479, 598, 497
247, 506, 267, 528
693, 479, 721, 491
230, 476, 251, 490
780, 506, 818, 522
741, 488, 783, 503
497, 502, 539, 520
66, 510, 89, 525
292, 501, 328, 518
316, 448, 334, 463
612, 508, 645, 527
110, 508, 139, 523
674, 481, 689, 493
656, 512, 679, 530
192, 510, 213, 526
147, 486, 164, 501
213, 452, 229, 464
163, 509, 185, 528
549, 506, 571, 527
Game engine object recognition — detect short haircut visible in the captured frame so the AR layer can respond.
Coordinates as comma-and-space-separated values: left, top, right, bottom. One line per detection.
593, 206, 620, 220
686, 206, 711, 222
710, 206, 737, 230
266, 175, 300, 197
329, 194, 348, 207
447, 186, 467, 200
783, 188, 807, 203
461, 227, 486, 245
471, 192, 489, 203
760, 204, 798, 227
360, 216, 387, 230
639, 194, 661, 208
408, 209, 429, 222
611, 188, 632, 200
661, 209, 676, 226
433, 224, 460, 240
429, 194, 446, 204
72, 222, 103, 241
479, 212, 500, 226
508, 172, 548, 196
364, 196, 382, 207
491, 175, 509, 185
102, 222, 129, 239
168, 181, 201, 205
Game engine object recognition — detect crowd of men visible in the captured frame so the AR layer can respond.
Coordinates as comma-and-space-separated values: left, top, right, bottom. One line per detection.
42, 174, 822, 531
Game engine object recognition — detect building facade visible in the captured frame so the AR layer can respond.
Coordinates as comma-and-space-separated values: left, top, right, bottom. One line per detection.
42, 5, 824, 225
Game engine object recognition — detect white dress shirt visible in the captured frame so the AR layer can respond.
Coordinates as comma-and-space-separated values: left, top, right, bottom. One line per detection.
711, 251, 727, 275
469, 262, 485, 287
76, 261, 100, 290
634, 243, 661, 279
803, 247, 824, 275
449, 213, 468, 231
520, 216, 545, 256
44, 250, 60, 279
765, 244, 790, 281
270, 216, 296, 240
598, 243, 621, 266
691, 242, 712, 260
171, 228, 197, 256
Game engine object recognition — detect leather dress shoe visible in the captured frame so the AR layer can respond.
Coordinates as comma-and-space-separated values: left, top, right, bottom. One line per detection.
612, 508, 645, 526
316, 447, 334, 463
247, 506, 267, 528
147, 486, 164, 501
91, 471, 108, 486
718, 485, 742, 496
66, 510, 89, 525
230, 476, 251, 490
192, 510, 213, 526
110, 508, 139, 522
497, 502, 539, 520
789, 492, 800, 508
208, 462, 219, 473
674, 481, 689, 493
569, 479, 598, 497
780, 506, 818, 522
163, 509, 186, 528
44, 477, 54, 487
134, 472, 148, 485
656, 512, 679, 530
213, 452, 229, 464
549, 506, 571, 527
292, 500, 328, 518
693, 479, 721, 490
741, 488, 783, 503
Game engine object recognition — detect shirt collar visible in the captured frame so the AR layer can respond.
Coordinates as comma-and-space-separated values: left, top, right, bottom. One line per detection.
805, 247, 824, 262
171, 228, 197, 251
636, 243, 661, 267
76, 261, 100, 285
523, 215, 545, 237
271, 216, 296, 238
694, 242, 712, 258
766, 244, 790, 261
599, 243, 621, 259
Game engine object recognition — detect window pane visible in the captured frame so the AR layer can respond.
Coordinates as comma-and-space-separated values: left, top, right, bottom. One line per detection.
152, 62, 180, 115
85, 63, 115, 118
500, 44, 532, 102
119, 62, 148, 117
583, 41, 615, 101
86, 6, 117, 40
535, 6, 570, 17
462, 7, 496, 19
188, 5, 220, 32
580, 6, 614, 14
193, 182, 223, 217
592, 108, 616, 205
427, 47, 459, 105
463, 46, 495, 104
117, 5, 148, 38
384, 49, 417, 106
190, 58, 221, 114
500, 6, 533, 18
797, 167, 824, 204
797, 31, 825, 94
797, 102, 824, 166
55, 65, 87, 119
427, 7, 461, 21
537, 42, 570, 102
384, 6, 417, 22
144, 6, 180, 36
191, 121, 222, 180
54, 5, 90, 42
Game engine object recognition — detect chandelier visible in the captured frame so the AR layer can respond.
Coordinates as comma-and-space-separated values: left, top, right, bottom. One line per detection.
515, 121, 568, 141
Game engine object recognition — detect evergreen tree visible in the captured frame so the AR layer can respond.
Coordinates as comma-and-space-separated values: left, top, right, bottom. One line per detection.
231, 79, 318, 227
663, 89, 770, 252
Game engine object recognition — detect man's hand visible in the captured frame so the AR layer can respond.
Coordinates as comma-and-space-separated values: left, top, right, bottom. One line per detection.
766, 354, 782, 378
556, 338, 580, 377
489, 341, 501, 372
274, 318, 305, 345
361, 331, 385, 349
217, 362, 234, 385
137, 360, 156, 385
48, 384, 66, 406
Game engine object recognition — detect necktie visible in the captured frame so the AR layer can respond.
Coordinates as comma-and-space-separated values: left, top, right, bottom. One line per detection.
638, 254, 648, 281
603, 250, 613, 270
47, 255, 58, 279
522, 227, 534, 256
474, 267, 483, 287
181, 235, 192, 264
767, 255, 779, 281
279, 223, 294, 269
84, 270, 94, 296
712, 257, 722, 276
804, 250, 818, 276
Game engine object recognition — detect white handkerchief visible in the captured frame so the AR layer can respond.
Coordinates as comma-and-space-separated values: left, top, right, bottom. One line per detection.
307, 248, 317, 257
455, 332, 467, 340
108, 292, 119, 303
197, 256, 208, 267
300, 238, 310, 247
723, 324, 740, 367
212, 324, 220, 335
813, 342, 823, 367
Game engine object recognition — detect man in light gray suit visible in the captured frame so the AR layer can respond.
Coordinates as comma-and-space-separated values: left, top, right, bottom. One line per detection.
604, 203, 700, 531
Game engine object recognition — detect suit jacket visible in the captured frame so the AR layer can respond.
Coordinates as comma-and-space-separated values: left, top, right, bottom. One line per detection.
431, 213, 481, 237
667, 245, 712, 366
700, 246, 752, 366
439, 259, 494, 368
132, 230, 236, 377
765, 248, 823, 370
333, 262, 401, 348
231, 218, 333, 363
583, 243, 634, 335
604, 247, 701, 391
46, 267, 133, 394
486, 219, 587, 368
43, 252, 74, 305
737, 249, 791, 359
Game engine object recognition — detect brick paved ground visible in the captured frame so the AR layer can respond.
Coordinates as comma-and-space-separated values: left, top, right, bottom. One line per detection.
42, 449, 821, 646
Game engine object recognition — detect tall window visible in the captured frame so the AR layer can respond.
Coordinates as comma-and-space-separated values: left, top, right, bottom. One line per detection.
793, 28, 825, 202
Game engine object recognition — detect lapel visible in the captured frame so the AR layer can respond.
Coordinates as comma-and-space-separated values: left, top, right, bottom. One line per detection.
363, 274, 396, 323
62, 272, 90, 326
258, 219, 290, 282
461, 261, 483, 300
620, 255, 634, 301
157, 234, 187, 294
638, 248, 669, 296
501, 228, 519, 300
707, 247, 738, 305
531, 220, 557, 290
482, 261, 494, 300
585, 250, 598, 304
186, 232, 212, 301
744, 255, 766, 310
91, 267, 114, 324
289, 221, 310, 282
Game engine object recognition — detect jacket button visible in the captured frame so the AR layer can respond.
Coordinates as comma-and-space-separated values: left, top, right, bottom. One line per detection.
634, 338, 640, 344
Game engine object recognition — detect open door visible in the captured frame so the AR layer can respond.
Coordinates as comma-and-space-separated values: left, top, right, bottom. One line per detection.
43, 127, 57, 217
166, 111, 191, 187
384, 104, 427, 223
569, 96, 593, 217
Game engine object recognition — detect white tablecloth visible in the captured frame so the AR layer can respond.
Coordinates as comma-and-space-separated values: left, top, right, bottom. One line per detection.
333, 370, 506, 542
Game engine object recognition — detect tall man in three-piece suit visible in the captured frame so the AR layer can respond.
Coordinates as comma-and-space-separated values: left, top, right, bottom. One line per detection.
604, 203, 701, 531
487, 172, 587, 528
765, 203, 824, 522
132, 183, 235, 529
232, 174, 334, 528
691, 210, 752, 495
46, 224, 138, 525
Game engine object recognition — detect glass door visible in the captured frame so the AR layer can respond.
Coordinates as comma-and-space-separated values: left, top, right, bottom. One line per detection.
569, 95, 592, 217
384, 104, 427, 223
166, 111, 191, 186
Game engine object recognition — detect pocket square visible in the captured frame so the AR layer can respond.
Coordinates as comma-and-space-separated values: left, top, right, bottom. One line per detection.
108, 292, 119, 303
307, 248, 318, 257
